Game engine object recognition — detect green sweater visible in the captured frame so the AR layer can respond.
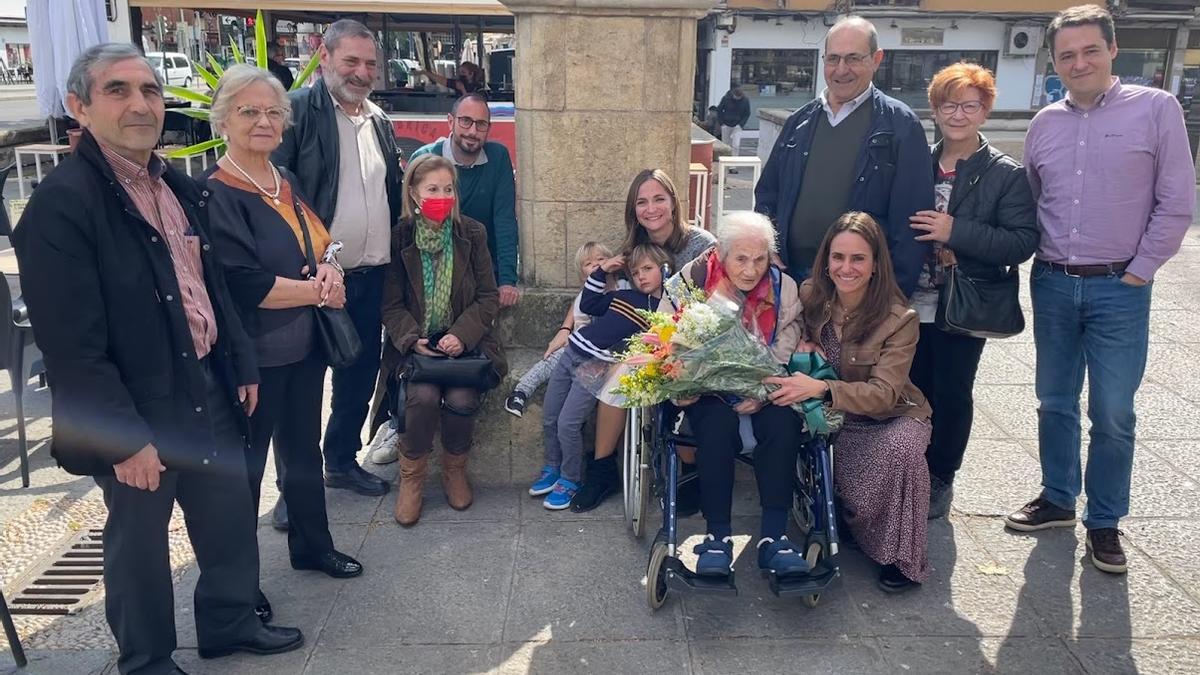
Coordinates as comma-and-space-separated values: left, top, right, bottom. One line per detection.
410, 139, 519, 286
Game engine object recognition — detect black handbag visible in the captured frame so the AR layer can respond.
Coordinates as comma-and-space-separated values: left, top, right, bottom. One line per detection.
935, 264, 1025, 339
293, 197, 362, 368
405, 352, 500, 390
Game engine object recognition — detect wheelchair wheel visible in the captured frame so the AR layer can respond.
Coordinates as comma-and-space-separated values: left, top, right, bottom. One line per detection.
624, 407, 654, 538
801, 541, 824, 608
646, 540, 670, 610
791, 454, 816, 536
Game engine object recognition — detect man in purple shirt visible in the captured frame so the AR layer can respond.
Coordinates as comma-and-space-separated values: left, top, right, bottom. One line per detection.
1005, 5, 1195, 575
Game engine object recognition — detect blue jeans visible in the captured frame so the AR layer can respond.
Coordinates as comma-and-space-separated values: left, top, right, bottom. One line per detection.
322, 265, 385, 472
1031, 261, 1151, 529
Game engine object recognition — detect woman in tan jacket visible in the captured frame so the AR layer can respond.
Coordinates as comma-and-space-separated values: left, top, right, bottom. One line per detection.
766, 212, 932, 593
381, 154, 508, 527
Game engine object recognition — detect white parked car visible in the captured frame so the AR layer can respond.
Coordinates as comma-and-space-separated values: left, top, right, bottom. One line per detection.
146, 51, 193, 88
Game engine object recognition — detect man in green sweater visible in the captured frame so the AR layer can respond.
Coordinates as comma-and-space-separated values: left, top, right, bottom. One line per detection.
410, 94, 521, 306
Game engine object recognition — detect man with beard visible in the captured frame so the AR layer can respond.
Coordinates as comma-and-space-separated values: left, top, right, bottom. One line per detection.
273, 19, 402, 521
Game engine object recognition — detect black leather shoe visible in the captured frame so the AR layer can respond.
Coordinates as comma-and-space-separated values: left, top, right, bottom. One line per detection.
254, 589, 272, 623
291, 550, 364, 579
1004, 496, 1076, 532
1086, 528, 1128, 574
877, 564, 919, 594
271, 498, 289, 532
198, 625, 304, 659
324, 464, 390, 496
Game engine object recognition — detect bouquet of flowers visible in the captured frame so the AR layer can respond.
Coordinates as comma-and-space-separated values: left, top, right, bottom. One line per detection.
605, 277, 841, 437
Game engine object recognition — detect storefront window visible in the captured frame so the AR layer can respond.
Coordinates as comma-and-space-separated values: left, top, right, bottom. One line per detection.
873, 50, 999, 110
1111, 28, 1171, 90
730, 49, 817, 129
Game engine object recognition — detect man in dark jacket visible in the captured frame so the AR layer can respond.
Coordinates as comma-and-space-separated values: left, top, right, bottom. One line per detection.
273, 19, 402, 504
13, 44, 302, 675
755, 16, 932, 295
717, 84, 751, 153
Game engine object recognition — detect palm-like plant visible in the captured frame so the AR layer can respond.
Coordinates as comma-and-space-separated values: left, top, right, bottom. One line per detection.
164, 10, 321, 158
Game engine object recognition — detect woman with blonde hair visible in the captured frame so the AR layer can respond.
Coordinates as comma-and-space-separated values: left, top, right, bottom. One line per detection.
381, 153, 507, 527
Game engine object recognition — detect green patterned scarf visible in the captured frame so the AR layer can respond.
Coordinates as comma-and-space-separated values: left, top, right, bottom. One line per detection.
415, 217, 454, 334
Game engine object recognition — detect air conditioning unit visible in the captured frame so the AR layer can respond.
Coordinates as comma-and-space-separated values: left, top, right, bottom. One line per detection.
1004, 25, 1043, 57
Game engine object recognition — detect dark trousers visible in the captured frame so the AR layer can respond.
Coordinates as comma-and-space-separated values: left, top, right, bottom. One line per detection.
322, 265, 386, 471
96, 362, 260, 675
909, 322, 986, 484
249, 353, 335, 560
402, 382, 481, 458
686, 396, 802, 533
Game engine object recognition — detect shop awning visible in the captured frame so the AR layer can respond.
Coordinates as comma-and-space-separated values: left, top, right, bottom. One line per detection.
129, 0, 512, 17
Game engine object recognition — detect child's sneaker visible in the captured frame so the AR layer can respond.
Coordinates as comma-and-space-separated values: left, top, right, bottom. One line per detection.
542, 478, 580, 510
693, 535, 734, 577
504, 390, 528, 417
529, 465, 560, 496
756, 536, 810, 577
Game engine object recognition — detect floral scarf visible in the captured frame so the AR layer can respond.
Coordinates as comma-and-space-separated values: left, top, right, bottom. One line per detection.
704, 251, 779, 344
415, 217, 454, 334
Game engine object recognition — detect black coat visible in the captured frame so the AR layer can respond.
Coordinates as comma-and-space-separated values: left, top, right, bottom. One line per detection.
717, 91, 750, 128
935, 135, 1039, 279
273, 77, 404, 229
11, 131, 259, 477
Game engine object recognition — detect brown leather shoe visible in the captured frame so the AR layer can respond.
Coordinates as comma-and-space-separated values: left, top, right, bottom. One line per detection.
441, 452, 473, 511
395, 454, 428, 527
1086, 528, 1128, 574
1004, 496, 1076, 532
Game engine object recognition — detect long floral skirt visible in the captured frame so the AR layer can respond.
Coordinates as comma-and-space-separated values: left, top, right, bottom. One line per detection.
834, 415, 932, 582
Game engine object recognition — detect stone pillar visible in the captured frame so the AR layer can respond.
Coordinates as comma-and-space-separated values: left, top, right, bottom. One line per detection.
503, 0, 713, 288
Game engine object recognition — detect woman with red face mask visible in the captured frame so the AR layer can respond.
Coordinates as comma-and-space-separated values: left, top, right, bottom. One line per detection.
380, 154, 508, 526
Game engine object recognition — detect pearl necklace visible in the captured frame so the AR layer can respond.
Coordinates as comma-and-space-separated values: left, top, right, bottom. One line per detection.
224, 154, 281, 205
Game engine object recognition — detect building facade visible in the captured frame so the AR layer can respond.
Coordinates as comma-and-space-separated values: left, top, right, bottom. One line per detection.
699, 0, 1200, 129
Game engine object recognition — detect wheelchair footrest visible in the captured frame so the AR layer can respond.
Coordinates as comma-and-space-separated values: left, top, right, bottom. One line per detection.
663, 557, 738, 595
764, 558, 839, 598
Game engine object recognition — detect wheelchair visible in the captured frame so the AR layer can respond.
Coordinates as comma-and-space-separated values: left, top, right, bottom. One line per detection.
622, 401, 840, 609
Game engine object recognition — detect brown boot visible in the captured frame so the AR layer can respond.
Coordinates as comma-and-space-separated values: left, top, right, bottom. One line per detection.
441, 452, 473, 511
394, 454, 428, 527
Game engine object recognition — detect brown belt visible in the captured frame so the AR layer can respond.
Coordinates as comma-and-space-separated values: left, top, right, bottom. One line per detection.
1038, 260, 1130, 277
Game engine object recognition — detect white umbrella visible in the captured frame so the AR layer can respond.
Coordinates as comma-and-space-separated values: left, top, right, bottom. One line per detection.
27, 0, 108, 120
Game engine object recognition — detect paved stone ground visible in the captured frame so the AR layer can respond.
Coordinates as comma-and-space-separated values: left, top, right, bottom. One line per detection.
1, 190, 1199, 674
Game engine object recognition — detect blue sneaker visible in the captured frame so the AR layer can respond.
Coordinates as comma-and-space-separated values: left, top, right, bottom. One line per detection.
756, 536, 810, 577
542, 478, 580, 510
693, 535, 734, 577
529, 465, 560, 496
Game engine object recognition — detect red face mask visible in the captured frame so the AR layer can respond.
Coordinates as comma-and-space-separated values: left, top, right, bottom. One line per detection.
419, 196, 455, 223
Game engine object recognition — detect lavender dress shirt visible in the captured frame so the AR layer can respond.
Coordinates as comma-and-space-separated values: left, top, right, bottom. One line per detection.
1024, 78, 1196, 281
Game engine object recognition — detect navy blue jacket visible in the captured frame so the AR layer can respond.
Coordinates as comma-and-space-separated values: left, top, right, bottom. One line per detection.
569, 268, 659, 362
754, 88, 933, 295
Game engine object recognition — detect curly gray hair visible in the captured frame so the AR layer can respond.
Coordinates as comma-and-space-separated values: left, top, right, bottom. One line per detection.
209, 64, 293, 134
715, 210, 778, 258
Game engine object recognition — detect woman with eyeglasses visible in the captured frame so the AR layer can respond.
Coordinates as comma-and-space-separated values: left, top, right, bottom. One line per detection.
204, 65, 365, 623
907, 63, 1038, 519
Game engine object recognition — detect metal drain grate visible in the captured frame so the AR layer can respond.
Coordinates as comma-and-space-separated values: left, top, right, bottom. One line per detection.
8, 528, 105, 616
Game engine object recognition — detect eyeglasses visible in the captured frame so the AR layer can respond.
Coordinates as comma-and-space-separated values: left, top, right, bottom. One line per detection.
455, 115, 490, 132
822, 53, 871, 67
937, 100, 984, 116
236, 105, 287, 123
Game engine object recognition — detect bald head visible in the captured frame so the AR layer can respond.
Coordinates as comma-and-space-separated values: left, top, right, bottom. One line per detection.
825, 15, 879, 54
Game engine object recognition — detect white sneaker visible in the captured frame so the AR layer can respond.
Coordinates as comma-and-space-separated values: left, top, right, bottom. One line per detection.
367, 425, 400, 465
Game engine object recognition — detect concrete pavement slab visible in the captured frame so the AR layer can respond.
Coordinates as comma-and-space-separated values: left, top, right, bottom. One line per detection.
879, 636, 1083, 674
963, 519, 1200, 640
1139, 440, 1200, 485
844, 519, 1045, 639
504, 518, 687, 643
321, 520, 517, 646
951, 438, 1044, 517
0, 649, 114, 675
688, 636, 888, 674
493, 638, 690, 674
1120, 520, 1200, 605
1066, 637, 1200, 674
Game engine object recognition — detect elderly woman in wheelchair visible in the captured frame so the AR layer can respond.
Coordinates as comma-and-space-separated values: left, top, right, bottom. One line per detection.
666, 211, 811, 579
